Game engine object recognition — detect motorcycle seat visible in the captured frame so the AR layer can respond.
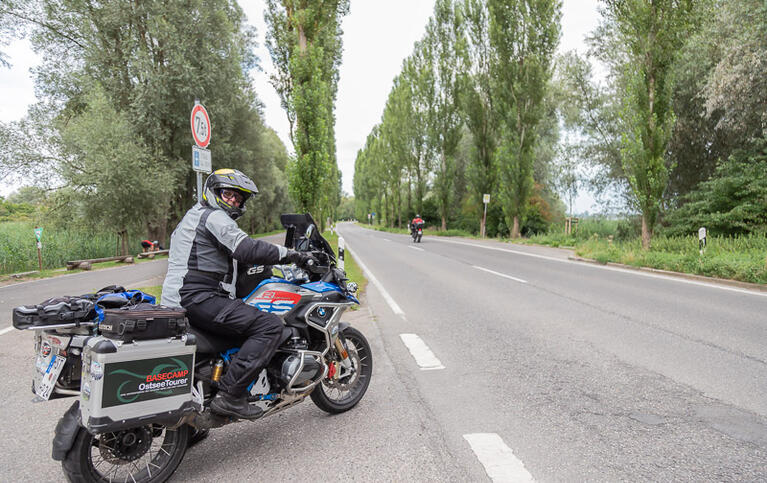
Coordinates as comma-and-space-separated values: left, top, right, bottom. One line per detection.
188, 326, 244, 355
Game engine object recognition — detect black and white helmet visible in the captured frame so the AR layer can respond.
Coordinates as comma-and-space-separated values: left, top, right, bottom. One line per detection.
202, 168, 258, 220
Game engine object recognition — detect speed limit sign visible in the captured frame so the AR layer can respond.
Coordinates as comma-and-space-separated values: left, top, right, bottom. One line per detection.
190, 102, 211, 148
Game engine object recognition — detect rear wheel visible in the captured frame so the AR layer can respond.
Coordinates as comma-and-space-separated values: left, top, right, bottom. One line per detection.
311, 326, 372, 414
62, 424, 189, 482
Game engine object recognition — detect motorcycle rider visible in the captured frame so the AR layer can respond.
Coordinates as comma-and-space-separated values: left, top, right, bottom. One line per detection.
161, 168, 316, 420
410, 214, 424, 235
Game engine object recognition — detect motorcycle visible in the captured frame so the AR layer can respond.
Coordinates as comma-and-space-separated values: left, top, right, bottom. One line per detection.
15, 214, 371, 482
411, 222, 424, 243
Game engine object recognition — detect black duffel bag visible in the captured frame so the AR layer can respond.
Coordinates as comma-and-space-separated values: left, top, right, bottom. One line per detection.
13, 296, 96, 329
100, 303, 188, 342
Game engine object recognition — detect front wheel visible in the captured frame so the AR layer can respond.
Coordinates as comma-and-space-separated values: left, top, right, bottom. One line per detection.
311, 326, 372, 414
62, 424, 189, 482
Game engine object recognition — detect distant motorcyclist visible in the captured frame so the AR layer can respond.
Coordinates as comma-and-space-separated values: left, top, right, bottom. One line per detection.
161, 168, 316, 420
410, 214, 424, 234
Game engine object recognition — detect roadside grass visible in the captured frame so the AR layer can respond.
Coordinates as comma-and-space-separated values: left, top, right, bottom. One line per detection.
137, 285, 163, 300
575, 234, 767, 284
323, 230, 367, 305
0, 221, 119, 274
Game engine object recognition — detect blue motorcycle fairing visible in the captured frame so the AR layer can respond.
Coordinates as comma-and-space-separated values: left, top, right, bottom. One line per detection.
301, 281, 359, 304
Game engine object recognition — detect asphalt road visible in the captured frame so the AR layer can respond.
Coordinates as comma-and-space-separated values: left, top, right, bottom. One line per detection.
336, 222, 767, 481
1, 225, 766, 481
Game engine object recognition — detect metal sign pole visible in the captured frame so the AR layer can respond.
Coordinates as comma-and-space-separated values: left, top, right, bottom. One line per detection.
197, 172, 203, 203
481, 194, 490, 238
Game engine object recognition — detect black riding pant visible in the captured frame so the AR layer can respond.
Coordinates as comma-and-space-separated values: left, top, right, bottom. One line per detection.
184, 294, 284, 396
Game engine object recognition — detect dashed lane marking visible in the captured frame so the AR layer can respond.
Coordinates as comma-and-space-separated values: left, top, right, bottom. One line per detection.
399, 333, 444, 370
0, 326, 14, 336
464, 433, 534, 482
473, 265, 528, 284
408, 246, 424, 252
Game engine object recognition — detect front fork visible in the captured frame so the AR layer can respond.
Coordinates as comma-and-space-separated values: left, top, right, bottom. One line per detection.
328, 327, 353, 380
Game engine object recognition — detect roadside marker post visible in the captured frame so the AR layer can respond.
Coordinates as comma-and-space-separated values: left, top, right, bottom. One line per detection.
482, 194, 490, 238
34, 226, 43, 271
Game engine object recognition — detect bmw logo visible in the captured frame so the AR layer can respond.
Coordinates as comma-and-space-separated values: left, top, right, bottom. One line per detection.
317, 307, 326, 317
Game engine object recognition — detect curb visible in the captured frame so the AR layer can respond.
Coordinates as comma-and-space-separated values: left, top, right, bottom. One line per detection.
568, 256, 767, 293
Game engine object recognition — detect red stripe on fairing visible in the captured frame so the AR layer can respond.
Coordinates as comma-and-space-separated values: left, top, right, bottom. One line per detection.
252, 290, 301, 306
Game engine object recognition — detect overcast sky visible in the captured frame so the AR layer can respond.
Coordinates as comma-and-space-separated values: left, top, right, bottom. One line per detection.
1, 0, 602, 211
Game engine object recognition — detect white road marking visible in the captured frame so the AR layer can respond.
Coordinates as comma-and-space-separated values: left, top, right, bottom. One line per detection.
408, 246, 424, 252
342, 240, 407, 320
464, 433, 534, 482
383, 238, 391, 242
474, 266, 527, 284
433, 238, 767, 299
0, 326, 14, 336
399, 333, 444, 370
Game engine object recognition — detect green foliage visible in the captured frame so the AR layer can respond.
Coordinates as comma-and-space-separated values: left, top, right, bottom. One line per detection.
0, 221, 118, 274
265, 0, 348, 227
0, 199, 35, 222
58, 87, 170, 234
1, 0, 289, 245
488, 0, 561, 237
663, 144, 767, 236
600, 0, 695, 246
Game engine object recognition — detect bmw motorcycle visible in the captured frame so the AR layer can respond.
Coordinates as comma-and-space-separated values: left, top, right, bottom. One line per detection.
411, 222, 424, 243
16, 214, 371, 482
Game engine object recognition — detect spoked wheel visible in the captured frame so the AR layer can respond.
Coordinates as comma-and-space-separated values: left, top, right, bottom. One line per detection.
311, 326, 373, 414
62, 424, 189, 483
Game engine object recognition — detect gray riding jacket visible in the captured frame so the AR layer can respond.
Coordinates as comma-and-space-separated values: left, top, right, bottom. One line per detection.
161, 203, 287, 307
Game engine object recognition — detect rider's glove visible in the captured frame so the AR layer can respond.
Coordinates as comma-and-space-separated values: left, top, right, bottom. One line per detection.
282, 249, 317, 270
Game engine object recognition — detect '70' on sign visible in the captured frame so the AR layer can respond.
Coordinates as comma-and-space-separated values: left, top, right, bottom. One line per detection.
190, 103, 211, 148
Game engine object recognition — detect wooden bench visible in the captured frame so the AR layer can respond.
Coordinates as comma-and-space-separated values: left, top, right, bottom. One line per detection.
66, 256, 134, 270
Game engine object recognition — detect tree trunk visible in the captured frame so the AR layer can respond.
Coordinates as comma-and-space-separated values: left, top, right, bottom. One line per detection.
641, 214, 652, 250
441, 216, 446, 231
120, 230, 128, 256
511, 216, 520, 238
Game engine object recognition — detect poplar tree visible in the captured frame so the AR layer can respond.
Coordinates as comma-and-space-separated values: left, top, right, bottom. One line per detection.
265, 0, 349, 227
602, 0, 694, 248
462, 0, 497, 236
488, 0, 561, 238
424, 0, 468, 230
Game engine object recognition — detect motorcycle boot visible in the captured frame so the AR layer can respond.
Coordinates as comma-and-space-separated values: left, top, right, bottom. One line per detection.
210, 391, 264, 420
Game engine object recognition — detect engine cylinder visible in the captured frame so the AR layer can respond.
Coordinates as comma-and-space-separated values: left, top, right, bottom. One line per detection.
273, 353, 322, 388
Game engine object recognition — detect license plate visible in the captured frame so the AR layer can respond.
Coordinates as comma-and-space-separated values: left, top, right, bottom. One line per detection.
33, 334, 70, 401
